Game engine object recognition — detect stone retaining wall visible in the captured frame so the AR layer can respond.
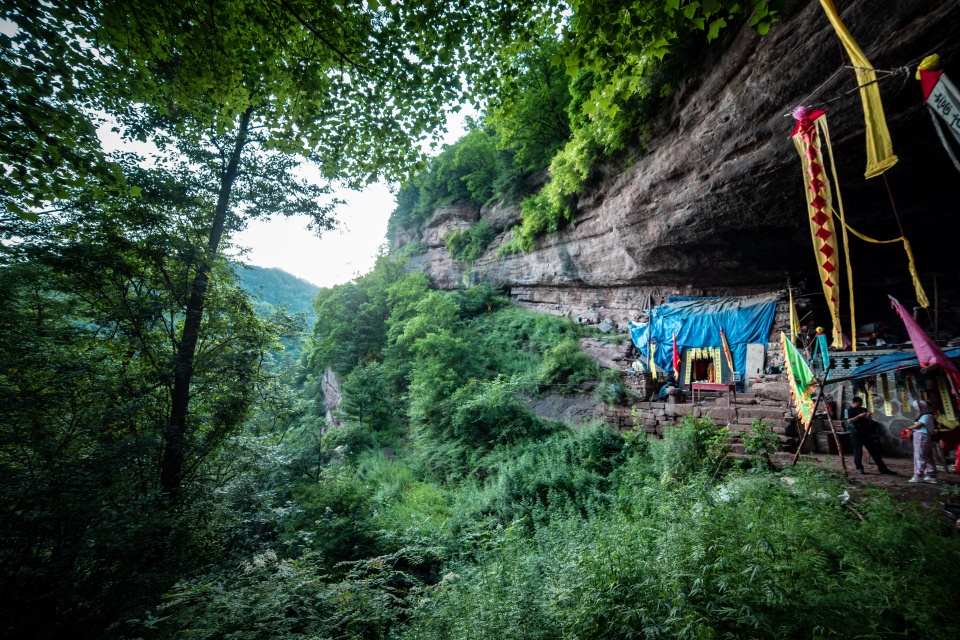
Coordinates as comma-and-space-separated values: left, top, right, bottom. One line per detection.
605, 375, 801, 453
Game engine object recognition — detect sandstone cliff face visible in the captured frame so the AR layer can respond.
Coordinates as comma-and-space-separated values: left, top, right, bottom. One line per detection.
400, 0, 960, 329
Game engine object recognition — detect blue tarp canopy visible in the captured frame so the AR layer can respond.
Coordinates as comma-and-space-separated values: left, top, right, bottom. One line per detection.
629, 294, 778, 376
849, 348, 960, 378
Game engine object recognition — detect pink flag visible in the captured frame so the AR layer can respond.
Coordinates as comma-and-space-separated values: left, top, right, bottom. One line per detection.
890, 295, 960, 392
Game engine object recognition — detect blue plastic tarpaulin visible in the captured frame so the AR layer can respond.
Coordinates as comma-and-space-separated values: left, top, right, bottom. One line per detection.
629, 294, 778, 376
849, 348, 960, 378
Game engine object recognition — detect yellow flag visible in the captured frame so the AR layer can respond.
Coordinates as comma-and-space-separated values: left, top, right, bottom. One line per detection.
788, 290, 801, 344
819, 0, 898, 178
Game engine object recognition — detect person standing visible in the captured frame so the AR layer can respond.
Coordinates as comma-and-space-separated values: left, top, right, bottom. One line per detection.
844, 397, 897, 475
908, 400, 938, 484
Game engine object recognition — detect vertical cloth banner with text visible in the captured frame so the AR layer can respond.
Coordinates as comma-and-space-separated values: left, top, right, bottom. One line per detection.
792, 110, 843, 347
720, 328, 735, 375
919, 63, 960, 174
788, 290, 801, 344
672, 333, 681, 379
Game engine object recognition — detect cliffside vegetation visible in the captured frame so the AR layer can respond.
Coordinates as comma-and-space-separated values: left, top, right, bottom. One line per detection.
5, 0, 960, 638
389, 1, 786, 254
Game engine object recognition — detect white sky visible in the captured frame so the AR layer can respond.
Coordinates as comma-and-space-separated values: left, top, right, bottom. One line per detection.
4, 15, 475, 290
95, 109, 474, 289
234, 108, 473, 288
232, 181, 395, 289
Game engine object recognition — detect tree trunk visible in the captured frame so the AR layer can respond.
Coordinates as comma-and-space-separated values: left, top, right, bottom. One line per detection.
161, 106, 253, 497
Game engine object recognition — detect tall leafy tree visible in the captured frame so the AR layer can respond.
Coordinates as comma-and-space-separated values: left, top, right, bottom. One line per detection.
0, 157, 294, 636
3, 0, 552, 495
490, 39, 573, 174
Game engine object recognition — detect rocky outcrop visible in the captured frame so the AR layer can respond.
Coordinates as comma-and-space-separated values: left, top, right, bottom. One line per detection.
401, 0, 960, 329
321, 367, 343, 428
525, 391, 607, 426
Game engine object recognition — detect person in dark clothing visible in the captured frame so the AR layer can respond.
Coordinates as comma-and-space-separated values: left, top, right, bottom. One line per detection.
844, 397, 897, 475
658, 374, 677, 401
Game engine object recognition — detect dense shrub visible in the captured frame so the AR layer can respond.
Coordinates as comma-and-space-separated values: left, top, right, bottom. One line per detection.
338, 362, 400, 435
597, 367, 630, 405
742, 417, 781, 472
445, 220, 496, 263
449, 377, 551, 447
320, 421, 379, 460
282, 468, 377, 566
538, 337, 599, 391
654, 414, 731, 482
404, 465, 960, 640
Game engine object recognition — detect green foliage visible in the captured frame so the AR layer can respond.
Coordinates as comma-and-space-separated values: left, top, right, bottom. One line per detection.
406, 330, 482, 430
453, 129, 501, 204
449, 378, 553, 447
487, 422, 626, 520
283, 468, 378, 566
445, 220, 496, 263
321, 422, 379, 461
0, 3, 126, 221
406, 465, 960, 640
560, 1, 783, 119
489, 39, 573, 175
465, 304, 581, 385
309, 256, 408, 376
143, 546, 441, 640
654, 414, 731, 482
597, 368, 630, 405
742, 417, 781, 471
0, 170, 289, 636
538, 337, 599, 392
392, 128, 502, 230
338, 362, 399, 433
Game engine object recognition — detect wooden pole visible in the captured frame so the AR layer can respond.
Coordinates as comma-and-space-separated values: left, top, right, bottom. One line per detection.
822, 382, 849, 477
792, 381, 827, 465
791, 365, 849, 476
934, 273, 939, 344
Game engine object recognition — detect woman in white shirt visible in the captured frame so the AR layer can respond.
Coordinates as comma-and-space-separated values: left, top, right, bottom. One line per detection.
908, 400, 938, 484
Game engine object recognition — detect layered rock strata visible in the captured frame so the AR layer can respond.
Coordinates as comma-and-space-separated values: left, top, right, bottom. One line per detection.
400, 0, 960, 329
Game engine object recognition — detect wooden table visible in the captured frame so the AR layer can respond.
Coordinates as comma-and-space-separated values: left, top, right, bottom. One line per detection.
691, 382, 737, 406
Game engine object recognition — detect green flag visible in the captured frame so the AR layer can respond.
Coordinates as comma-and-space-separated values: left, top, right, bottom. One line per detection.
781, 332, 816, 428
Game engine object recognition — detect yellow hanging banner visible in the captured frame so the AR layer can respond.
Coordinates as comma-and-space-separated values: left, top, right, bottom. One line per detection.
792, 113, 843, 347
819, 0, 898, 178
881, 374, 892, 416
937, 376, 959, 428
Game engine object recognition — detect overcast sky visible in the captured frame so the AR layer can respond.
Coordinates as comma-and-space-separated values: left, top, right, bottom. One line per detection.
96, 109, 474, 289
232, 181, 395, 289
235, 107, 473, 288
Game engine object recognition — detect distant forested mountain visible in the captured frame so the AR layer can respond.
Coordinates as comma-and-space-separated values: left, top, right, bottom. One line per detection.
234, 264, 320, 322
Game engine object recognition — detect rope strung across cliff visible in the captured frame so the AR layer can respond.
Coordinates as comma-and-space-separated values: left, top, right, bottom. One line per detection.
781, 63, 918, 118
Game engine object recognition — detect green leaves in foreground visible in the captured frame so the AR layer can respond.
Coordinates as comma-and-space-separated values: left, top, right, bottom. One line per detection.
405, 463, 960, 640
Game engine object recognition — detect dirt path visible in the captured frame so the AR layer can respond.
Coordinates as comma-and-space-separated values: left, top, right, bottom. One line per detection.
784, 451, 960, 513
